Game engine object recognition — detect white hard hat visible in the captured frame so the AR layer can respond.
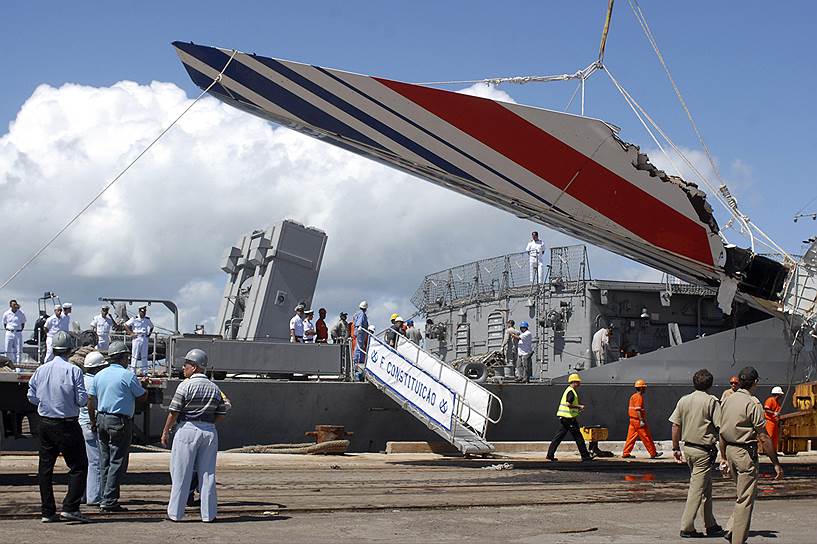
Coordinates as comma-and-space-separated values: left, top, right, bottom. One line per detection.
359, 300, 368, 309
63, 302, 72, 309
83, 351, 107, 369
771, 386, 784, 395
394, 315, 404, 322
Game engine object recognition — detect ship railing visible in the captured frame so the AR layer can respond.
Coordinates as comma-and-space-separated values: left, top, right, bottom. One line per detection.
358, 327, 502, 441
104, 330, 171, 377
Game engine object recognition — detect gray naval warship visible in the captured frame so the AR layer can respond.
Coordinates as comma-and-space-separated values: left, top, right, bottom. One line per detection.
156, 221, 815, 452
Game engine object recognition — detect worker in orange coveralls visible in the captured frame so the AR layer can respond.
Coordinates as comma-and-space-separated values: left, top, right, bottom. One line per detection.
763, 386, 784, 453
622, 379, 663, 459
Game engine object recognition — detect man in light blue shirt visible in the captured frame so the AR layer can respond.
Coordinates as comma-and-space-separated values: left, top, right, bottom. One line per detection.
87, 341, 146, 512
26, 331, 90, 523
79, 351, 107, 506
352, 300, 369, 380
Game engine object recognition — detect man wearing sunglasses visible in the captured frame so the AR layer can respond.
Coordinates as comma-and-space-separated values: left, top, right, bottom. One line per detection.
721, 375, 740, 403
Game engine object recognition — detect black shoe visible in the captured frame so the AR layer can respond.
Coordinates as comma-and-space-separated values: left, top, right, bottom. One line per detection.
706, 525, 725, 537
679, 530, 703, 538
100, 504, 128, 513
546, 455, 557, 462
41, 514, 60, 523
723, 531, 731, 542
581, 456, 594, 462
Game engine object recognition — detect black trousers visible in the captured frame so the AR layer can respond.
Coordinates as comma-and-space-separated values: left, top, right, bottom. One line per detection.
547, 417, 590, 459
38, 417, 88, 516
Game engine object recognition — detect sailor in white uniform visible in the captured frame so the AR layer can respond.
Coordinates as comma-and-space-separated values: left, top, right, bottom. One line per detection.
61, 302, 80, 333
161, 349, 228, 523
289, 304, 305, 343
526, 231, 546, 284
125, 306, 153, 374
90, 304, 115, 351
43, 305, 64, 362
3, 299, 26, 369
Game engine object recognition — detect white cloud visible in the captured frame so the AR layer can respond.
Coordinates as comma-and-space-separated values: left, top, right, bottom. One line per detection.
0, 80, 571, 333
456, 83, 517, 103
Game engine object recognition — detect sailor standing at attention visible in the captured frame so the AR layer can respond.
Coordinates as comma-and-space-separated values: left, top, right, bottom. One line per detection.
303, 309, 316, 343
669, 369, 724, 539
719, 366, 783, 544
162, 349, 228, 523
90, 304, 115, 351
124, 305, 153, 375
3, 299, 26, 370
289, 304, 305, 343
526, 231, 546, 284
43, 305, 64, 362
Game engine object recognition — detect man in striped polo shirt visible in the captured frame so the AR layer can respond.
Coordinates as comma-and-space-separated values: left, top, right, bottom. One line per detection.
161, 349, 228, 522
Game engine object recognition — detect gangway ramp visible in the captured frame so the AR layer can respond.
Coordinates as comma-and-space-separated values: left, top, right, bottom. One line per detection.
362, 331, 502, 455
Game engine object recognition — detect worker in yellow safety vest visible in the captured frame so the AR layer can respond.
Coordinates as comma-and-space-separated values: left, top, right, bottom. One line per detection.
546, 373, 592, 462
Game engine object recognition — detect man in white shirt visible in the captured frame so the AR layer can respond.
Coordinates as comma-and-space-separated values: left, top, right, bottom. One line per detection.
517, 321, 533, 382
43, 305, 64, 362
526, 231, 546, 284
61, 302, 81, 333
302, 309, 316, 343
3, 299, 26, 368
289, 304, 305, 343
591, 324, 614, 366
125, 305, 154, 374
90, 304, 116, 351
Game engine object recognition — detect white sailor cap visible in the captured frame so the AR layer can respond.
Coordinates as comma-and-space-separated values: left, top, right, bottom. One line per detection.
54, 304, 63, 310
138, 305, 147, 311
63, 302, 72, 309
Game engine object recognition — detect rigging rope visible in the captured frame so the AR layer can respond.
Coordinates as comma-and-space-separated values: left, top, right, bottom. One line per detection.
414, 61, 600, 87
625, 0, 792, 260
0, 50, 239, 292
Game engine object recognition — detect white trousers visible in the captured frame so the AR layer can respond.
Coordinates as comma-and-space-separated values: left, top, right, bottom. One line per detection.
168, 421, 218, 522
130, 336, 149, 372
529, 260, 545, 283
4, 331, 22, 365
593, 349, 606, 366
96, 334, 110, 351
45, 335, 54, 362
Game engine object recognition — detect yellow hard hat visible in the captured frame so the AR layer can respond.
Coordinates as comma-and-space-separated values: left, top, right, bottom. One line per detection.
634, 379, 647, 388
390, 313, 399, 321
568, 373, 581, 383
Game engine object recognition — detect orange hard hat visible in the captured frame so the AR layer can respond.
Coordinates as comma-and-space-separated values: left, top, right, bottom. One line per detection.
634, 379, 647, 388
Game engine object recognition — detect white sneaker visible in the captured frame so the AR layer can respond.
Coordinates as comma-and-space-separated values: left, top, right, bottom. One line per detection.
60, 511, 92, 523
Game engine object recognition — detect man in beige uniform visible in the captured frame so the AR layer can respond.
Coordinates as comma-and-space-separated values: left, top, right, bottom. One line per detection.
721, 375, 739, 403
719, 366, 783, 544
669, 369, 724, 538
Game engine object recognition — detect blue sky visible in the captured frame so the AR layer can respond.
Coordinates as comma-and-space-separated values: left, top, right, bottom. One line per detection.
2, 1, 816, 331
5, 1, 816, 250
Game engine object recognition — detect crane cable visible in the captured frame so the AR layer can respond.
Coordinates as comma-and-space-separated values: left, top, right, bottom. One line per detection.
0, 50, 239, 292
625, 0, 792, 260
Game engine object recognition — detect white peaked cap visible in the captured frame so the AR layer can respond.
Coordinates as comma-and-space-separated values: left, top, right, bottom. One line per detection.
63, 302, 72, 308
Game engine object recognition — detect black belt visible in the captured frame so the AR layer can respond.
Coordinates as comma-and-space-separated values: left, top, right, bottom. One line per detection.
40, 416, 78, 422
725, 441, 758, 448
98, 412, 130, 418
6, 329, 22, 332
684, 441, 717, 451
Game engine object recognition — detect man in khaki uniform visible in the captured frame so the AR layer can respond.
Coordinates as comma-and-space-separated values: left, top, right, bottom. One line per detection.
719, 366, 783, 544
721, 375, 739, 403
669, 369, 724, 538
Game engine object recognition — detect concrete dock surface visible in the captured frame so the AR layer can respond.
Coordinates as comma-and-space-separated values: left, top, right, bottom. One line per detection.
2, 450, 816, 543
